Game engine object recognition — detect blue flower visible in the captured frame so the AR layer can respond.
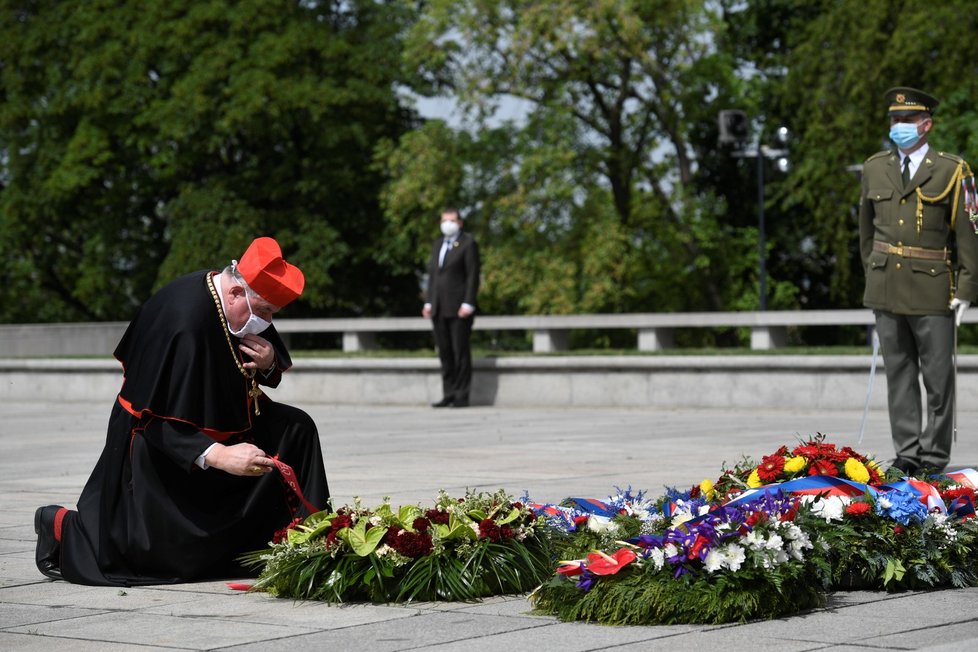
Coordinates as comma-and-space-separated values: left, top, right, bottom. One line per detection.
576, 569, 596, 592
876, 489, 928, 525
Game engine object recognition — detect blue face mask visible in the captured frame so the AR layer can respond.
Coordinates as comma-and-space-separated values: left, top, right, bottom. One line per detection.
889, 122, 921, 150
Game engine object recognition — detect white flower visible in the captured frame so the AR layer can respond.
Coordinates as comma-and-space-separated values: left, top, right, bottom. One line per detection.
588, 515, 618, 533
878, 496, 893, 509
804, 495, 850, 522
782, 523, 803, 541
663, 543, 679, 559
743, 530, 765, 550
649, 547, 666, 570
704, 549, 724, 573
765, 534, 784, 551
723, 544, 746, 572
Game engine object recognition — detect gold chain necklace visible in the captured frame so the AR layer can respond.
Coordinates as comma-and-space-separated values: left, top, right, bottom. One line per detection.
206, 272, 262, 415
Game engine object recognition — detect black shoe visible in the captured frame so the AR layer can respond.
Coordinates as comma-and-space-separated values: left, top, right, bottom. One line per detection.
431, 397, 454, 408
889, 458, 919, 477
35, 505, 66, 580
451, 400, 469, 408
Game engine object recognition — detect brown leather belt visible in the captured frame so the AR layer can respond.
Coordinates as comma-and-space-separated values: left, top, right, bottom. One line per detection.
873, 240, 947, 261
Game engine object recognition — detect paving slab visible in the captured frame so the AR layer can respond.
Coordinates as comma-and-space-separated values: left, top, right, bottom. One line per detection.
3, 398, 978, 650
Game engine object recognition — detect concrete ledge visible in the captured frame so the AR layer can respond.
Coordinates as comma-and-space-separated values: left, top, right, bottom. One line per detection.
4, 354, 975, 410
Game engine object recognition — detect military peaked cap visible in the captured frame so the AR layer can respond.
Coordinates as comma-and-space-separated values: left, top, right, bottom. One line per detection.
885, 87, 940, 116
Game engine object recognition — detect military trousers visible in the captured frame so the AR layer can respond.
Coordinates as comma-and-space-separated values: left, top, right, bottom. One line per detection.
874, 310, 955, 470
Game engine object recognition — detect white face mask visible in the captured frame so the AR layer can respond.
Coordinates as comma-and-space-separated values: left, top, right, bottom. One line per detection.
229, 291, 271, 337
440, 220, 461, 237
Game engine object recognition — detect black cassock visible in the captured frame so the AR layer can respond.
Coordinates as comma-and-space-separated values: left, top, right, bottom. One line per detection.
60, 271, 329, 586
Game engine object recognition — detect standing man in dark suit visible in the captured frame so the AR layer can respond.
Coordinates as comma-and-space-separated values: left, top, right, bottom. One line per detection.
423, 207, 480, 408
860, 87, 978, 475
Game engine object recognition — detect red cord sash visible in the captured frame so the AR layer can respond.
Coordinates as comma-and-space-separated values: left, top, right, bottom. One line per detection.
271, 455, 321, 515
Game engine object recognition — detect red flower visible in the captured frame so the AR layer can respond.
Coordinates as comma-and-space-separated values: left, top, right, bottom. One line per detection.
424, 508, 450, 525
412, 517, 431, 532
272, 517, 302, 544
386, 529, 433, 557
780, 502, 800, 522
556, 561, 584, 577
573, 515, 588, 526
478, 518, 502, 542
585, 548, 637, 575
845, 502, 872, 517
383, 526, 402, 544
501, 526, 515, 539
808, 459, 839, 476
893, 525, 904, 535
331, 513, 353, 530
757, 454, 786, 483
687, 534, 711, 561
689, 485, 701, 498
942, 487, 977, 503
746, 511, 766, 527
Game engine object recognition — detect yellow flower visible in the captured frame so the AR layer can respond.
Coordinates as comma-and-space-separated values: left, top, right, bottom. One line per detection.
844, 457, 870, 484
699, 478, 715, 501
747, 469, 763, 488
784, 456, 807, 474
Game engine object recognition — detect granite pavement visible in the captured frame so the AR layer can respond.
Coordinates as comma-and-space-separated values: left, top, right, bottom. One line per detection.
3, 398, 978, 650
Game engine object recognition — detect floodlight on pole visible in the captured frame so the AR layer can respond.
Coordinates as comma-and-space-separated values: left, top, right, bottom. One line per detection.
724, 115, 790, 311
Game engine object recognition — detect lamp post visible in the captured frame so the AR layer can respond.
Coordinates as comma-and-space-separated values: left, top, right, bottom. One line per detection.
719, 112, 789, 311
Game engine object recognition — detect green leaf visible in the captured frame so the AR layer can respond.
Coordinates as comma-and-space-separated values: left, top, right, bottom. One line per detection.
337, 519, 388, 557
496, 507, 522, 526
883, 558, 906, 586
398, 505, 423, 528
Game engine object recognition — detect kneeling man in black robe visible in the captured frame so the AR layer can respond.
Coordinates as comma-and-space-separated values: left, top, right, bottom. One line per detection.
34, 236, 329, 585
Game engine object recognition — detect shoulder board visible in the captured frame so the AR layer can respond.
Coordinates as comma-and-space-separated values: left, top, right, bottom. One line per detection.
937, 151, 964, 163
865, 150, 891, 163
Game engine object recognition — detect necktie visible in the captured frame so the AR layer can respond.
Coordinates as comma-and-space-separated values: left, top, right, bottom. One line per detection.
902, 157, 911, 187
439, 239, 451, 267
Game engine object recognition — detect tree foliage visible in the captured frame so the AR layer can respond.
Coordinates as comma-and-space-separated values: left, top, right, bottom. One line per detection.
7, 0, 978, 342
728, 0, 978, 311
0, 0, 417, 322
390, 0, 776, 322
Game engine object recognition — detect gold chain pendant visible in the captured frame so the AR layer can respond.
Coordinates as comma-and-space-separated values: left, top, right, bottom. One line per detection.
206, 273, 262, 416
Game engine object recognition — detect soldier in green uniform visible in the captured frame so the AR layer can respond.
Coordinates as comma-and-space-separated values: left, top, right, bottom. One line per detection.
860, 86, 978, 475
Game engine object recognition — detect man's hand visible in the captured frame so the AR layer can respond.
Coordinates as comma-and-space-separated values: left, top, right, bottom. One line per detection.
951, 298, 971, 327
457, 304, 475, 318
205, 442, 275, 476
238, 333, 275, 371
422, 303, 432, 319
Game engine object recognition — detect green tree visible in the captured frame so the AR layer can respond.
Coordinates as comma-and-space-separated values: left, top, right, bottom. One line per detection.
391, 0, 785, 322
728, 0, 978, 311
0, 0, 417, 323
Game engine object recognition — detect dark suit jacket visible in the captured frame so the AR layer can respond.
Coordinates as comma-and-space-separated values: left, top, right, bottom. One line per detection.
426, 231, 480, 318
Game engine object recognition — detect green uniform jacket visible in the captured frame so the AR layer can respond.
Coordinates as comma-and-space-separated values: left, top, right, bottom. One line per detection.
859, 147, 978, 314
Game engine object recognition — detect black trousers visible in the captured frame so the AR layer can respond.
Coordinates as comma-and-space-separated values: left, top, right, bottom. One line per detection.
432, 314, 474, 403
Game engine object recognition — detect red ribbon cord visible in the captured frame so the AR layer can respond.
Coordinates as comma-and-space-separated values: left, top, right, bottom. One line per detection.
271, 456, 321, 515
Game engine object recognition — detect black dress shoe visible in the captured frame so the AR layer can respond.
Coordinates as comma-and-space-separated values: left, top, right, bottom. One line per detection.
35, 505, 66, 580
431, 397, 454, 408
889, 458, 919, 476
